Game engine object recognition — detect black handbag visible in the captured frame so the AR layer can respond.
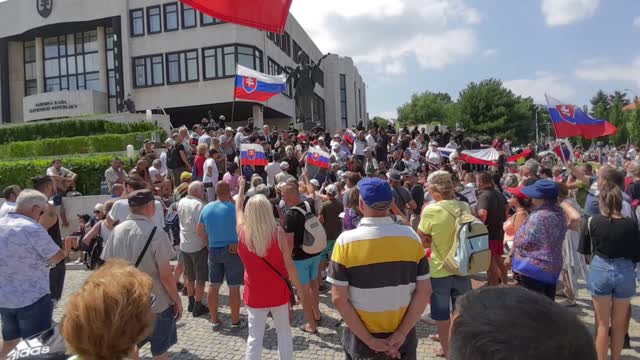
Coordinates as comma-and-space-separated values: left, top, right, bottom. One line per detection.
261, 257, 296, 306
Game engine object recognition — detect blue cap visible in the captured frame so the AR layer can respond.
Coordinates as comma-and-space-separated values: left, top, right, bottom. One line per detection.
521, 179, 559, 199
358, 178, 393, 210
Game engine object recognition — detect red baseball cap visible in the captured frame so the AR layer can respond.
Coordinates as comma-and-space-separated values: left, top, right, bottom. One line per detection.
506, 186, 527, 200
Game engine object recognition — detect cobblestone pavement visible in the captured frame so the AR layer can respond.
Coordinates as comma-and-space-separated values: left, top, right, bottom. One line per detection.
4, 269, 640, 359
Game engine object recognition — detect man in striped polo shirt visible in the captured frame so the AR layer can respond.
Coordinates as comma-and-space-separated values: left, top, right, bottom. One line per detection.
328, 178, 431, 359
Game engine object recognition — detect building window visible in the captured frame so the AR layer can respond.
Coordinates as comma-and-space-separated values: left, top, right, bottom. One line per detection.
130, 8, 145, 36
200, 12, 223, 26
267, 32, 291, 57
267, 58, 291, 98
166, 49, 198, 84
24, 40, 37, 96
133, 54, 164, 88
340, 74, 347, 128
147, 6, 162, 34
44, 31, 100, 93
314, 94, 325, 126
202, 44, 263, 80
181, 3, 197, 29
164, 3, 179, 31
106, 27, 117, 99
359, 88, 362, 119
292, 40, 308, 64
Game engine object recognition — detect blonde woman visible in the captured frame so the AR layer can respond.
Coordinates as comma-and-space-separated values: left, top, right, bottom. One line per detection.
193, 143, 209, 181
61, 259, 154, 360
236, 176, 304, 360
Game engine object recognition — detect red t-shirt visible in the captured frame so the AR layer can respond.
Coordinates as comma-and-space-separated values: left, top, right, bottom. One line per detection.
194, 155, 206, 178
238, 227, 290, 308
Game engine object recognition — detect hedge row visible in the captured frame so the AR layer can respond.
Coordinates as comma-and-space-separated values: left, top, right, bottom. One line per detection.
0, 154, 132, 195
0, 130, 166, 159
0, 119, 158, 145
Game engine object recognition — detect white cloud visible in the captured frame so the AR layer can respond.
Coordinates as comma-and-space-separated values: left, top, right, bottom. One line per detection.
575, 56, 640, 87
383, 60, 406, 75
504, 73, 576, 103
634, 16, 640, 27
290, 0, 481, 71
541, 0, 600, 27
374, 111, 399, 120
482, 49, 497, 57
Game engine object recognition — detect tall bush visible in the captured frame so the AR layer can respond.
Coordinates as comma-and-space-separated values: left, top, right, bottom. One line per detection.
0, 154, 133, 195
0, 119, 158, 145
0, 130, 165, 159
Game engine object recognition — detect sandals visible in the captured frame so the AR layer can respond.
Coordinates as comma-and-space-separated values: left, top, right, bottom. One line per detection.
299, 325, 318, 334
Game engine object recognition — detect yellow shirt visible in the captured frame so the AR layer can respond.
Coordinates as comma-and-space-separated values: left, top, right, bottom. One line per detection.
418, 200, 471, 278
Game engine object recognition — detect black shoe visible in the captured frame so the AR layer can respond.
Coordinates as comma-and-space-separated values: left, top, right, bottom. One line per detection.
176, 282, 184, 291
187, 296, 195, 313
319, 284, 330, 294
192, 302, 210, 317
624, 334, 631, 349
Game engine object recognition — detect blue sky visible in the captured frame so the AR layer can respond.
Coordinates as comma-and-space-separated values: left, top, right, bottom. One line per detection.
291, 0, 640, 119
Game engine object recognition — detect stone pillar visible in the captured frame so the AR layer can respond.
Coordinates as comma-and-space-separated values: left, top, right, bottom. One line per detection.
0, 39, 9, 123
35, 37, 44, 93
96, 26, 108, 94
252, 104, 264, 129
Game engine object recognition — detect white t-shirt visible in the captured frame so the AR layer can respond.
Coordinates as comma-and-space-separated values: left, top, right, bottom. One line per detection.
426, 150, 442, 165
365, 134, 376, 149
265, 161, 281, 187
159, 152, 168, 177
177, 195, 206, 253
353, 139, 366, 156
199, 133, 212, 146
46, 166, 71, 177
0, 201, 16, 218
202, 158, 218, 185
109, 198, 165, 229
148, 167, 162, 183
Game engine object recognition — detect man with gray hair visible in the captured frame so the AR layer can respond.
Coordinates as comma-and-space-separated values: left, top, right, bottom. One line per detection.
520, 159, 540, 186
625, 160, 640, 204
0, 189, 65, 358
177, 181, 209, 317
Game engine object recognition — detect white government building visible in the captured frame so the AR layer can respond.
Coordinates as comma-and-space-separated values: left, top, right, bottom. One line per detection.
0, 0, 368, 131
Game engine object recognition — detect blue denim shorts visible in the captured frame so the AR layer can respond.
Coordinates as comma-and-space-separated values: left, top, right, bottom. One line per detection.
139, 306, 177, 356
0, 294, 53, 341
587, 256, 636, 300
208, 247, 244, 287
430, 276, 471, 321
294, 255, 322, 286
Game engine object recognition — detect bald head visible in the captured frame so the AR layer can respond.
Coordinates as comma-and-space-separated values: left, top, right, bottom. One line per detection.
216, 181, 231, 200
188, 181, 204, 198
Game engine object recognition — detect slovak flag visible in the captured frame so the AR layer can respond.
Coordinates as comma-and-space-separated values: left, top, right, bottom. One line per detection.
344, 130, 356, 144
546, 94, 617, 139
240, 144, 269, 166
553, 139, 574, 163
235, 65, 287, 103
307, 148, 331, 169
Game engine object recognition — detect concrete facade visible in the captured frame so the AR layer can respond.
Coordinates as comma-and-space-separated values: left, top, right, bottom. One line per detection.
22, 90, 107, 122
0, 0, 367, 132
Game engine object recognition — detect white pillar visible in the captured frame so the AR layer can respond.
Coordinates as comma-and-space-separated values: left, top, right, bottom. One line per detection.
252, 104, 264, 129
96, 26, 108, 93
35, 37, 44, 93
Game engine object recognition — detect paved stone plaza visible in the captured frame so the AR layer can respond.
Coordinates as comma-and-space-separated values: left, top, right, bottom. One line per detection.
2, 268, 640, 359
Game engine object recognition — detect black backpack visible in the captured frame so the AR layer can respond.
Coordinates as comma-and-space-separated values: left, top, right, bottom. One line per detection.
83, 235, 105, 270
166, 145, 182, 169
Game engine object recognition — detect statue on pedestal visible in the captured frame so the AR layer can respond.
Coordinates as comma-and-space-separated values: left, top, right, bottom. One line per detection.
287, 52, 330, 130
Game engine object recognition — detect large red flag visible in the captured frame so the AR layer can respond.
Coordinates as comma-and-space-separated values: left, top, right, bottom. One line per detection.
180, 0, 292, 33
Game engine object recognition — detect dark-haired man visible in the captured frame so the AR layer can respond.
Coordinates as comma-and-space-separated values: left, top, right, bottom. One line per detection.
46, 159, 78, 195
449, 286, 596, 360
476, 172, 507, 285
108, 178, 165, 229
104, 157, 128, 192
0, 185, 21, 218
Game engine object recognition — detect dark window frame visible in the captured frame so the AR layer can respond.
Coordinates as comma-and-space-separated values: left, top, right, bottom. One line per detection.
181, 3, 197, 29
340, 74, 348, 128
24, 40, 37, 96
266, 57, 291, 98
132, 53, 165, 88
200, 12, 223, 26
165, 49, 199, 84
146, 5, 162, 34
201, 43, 263, 81
129, 8, 145, 37
163, 2, 179, 32
43, 31, 100, 94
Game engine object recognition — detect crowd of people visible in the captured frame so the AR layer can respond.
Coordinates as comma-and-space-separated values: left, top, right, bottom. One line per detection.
2, 119, 640, 360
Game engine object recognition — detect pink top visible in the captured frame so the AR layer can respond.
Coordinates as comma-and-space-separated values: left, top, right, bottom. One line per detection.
503, 210, 527, 242
223, 173, 239, 196
238, 227, 290, 308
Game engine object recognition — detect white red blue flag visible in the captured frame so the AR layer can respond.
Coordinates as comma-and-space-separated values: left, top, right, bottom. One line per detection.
306, 148, 330, 169
235, 65, 286, 103
344, 130, 356, 145
546, 94, 617, 139
240, 144, 269, 166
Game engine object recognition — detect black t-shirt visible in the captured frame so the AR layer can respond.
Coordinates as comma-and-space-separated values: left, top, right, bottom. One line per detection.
627, 180, 640, 201
410, 184, 424, 215
477, 189, 506, 241
580, 215, 640, 262
284, 200, 318, 260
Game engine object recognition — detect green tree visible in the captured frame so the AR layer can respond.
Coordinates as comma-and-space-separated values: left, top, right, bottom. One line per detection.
396, 91, 454, 126
590, 90, 611, 117
609, 94, 627, 145
627, 99, 640, 145
609, 91, 631, 107
371, 116, 390, 128
456, 79, 534, 144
